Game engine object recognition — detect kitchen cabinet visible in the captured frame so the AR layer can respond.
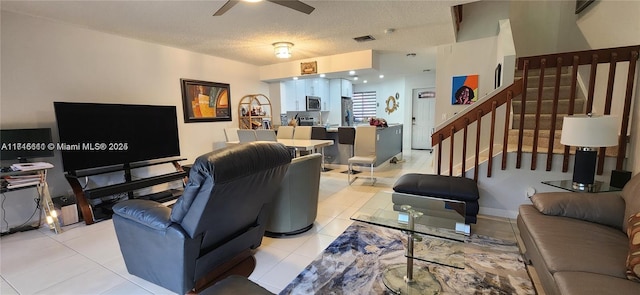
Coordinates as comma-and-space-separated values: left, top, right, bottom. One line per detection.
281, 78, 330, 112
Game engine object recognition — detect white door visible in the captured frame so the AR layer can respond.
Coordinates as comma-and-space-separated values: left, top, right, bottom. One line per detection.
412, 88, 436, 150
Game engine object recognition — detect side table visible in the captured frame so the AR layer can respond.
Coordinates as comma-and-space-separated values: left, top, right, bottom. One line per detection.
542, 179, 622, 193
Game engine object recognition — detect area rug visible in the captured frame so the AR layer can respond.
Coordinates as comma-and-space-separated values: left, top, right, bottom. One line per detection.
280, 222, 535, 294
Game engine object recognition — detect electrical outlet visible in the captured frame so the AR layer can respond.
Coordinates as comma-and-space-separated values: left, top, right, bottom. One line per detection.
525, 187, 536, 198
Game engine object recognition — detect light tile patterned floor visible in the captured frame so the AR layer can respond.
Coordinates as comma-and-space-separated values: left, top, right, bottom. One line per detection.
0, 150, 533, 294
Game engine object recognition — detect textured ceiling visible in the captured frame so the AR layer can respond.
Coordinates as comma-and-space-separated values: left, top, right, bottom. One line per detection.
2, 0, 469, 82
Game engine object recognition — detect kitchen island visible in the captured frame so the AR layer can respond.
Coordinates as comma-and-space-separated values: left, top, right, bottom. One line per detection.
323, 124, 402, 166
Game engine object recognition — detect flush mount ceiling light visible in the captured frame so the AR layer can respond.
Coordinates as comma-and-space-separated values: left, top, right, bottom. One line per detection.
273, 42, 294, 58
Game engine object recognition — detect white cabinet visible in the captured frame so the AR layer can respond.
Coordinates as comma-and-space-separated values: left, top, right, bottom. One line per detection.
341, 79, 352, 97
282, 80, 303, 111
281, 78, 330, 112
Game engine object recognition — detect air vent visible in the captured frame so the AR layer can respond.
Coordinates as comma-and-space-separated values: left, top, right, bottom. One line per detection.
353, 35, 376, 42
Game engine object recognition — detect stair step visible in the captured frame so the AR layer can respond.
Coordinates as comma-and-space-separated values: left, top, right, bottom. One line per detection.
506, 129, 618, 157
512, 114, 567, 130
515, 67, 570, 77
521, 85, 585, 101
512, 99, 585, 114
516, 72, 574, 87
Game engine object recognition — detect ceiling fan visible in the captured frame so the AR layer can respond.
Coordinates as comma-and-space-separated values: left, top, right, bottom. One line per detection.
213, 0, 315, 16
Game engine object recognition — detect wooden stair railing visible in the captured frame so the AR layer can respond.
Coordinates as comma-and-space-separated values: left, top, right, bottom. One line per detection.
432, 45, 640, 180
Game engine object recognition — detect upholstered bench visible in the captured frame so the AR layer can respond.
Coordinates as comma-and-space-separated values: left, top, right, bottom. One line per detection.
393, 173, 480, 224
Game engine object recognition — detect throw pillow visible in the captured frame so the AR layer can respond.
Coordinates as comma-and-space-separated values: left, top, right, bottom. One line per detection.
626, 211, 640, 282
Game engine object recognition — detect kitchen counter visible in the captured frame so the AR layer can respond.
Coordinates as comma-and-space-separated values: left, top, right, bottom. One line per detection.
322, 124, 403, 166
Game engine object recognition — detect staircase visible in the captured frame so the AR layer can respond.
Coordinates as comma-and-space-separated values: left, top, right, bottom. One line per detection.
507, 67, 585, 155
432, 45, 639, 180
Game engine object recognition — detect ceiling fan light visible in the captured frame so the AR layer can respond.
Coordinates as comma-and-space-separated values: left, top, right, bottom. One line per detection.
273, 42, 293, 58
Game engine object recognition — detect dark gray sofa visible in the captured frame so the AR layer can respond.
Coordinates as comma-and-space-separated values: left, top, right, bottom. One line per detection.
517, 172, 640, 295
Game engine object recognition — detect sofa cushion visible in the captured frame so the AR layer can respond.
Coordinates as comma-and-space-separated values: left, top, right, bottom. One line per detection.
627, 212, 640, 282
622, 173, 640, 233
554, 271, 640, 295
531, 192, 625, 229
518, 204, 629, 279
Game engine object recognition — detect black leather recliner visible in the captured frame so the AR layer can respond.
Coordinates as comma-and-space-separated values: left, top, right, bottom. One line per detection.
111, 142, 292, 294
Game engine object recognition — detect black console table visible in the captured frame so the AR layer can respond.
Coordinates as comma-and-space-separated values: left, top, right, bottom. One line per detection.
65, 157, 187, 225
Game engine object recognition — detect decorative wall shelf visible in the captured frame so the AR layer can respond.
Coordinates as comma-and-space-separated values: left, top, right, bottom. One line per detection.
238, 94, 272, 129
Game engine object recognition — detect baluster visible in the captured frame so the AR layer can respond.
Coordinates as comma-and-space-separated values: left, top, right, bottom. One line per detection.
586, 54, 599, 113
474, 110, 482, 181
462, 118, 469, 177
449, 126, 455, 176
437, 133, 443, 175
488, 101, 497, 177
563, 56, 580, 173
617, 50, 638, 170
532, 59, 546, 170
596, 52, 619, 175
547, 57, 562, 171
517, 60, 529, 169
502, 90, 513, 170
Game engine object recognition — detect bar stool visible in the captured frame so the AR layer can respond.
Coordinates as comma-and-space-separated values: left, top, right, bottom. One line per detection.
337, 127, 359, 174
311, 126, 332, 172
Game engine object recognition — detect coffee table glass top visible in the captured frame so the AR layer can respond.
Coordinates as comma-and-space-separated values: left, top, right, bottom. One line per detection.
351, 190, 469, 241
351, 190, 469, 270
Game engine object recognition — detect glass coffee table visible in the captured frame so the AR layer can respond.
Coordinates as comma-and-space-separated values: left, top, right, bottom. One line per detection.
350, 190, 470, 294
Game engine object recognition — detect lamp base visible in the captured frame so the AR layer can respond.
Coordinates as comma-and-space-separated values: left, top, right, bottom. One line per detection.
572, 147, 597, 190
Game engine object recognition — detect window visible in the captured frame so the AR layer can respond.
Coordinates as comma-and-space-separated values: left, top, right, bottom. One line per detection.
352, 91, 376, 122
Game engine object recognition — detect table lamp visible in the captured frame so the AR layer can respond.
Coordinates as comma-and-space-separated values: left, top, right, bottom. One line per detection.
560, 114, 618, 191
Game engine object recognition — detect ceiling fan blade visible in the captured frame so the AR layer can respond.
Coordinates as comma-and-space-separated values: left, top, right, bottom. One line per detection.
268, 0, 315, 15
213, 0, 239, 16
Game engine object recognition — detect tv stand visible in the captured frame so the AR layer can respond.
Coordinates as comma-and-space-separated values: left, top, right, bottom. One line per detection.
65, 157, 187, 225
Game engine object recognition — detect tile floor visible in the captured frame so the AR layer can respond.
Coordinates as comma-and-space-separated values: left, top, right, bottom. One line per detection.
0, 150, 536, 294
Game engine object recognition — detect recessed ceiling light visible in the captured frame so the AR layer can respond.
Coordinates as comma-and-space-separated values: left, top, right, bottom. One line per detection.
349, 70, 356, 75
379, 74, 384, 79
293, 77, 298, 80
353, 76, 359, 81
320, 73, 326, 78
384, 28, 395, 34
363, 80, 368, 83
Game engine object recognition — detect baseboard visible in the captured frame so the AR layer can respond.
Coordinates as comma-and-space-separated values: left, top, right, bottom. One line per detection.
478, 207, 518, 219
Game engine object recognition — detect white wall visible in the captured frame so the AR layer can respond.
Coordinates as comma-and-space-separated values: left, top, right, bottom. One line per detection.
435, 36, 498, 125
354, 71, 436, 150
1, 11, 267, 229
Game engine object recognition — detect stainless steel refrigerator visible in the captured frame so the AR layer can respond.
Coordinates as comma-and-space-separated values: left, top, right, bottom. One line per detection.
341, 96, 353, 126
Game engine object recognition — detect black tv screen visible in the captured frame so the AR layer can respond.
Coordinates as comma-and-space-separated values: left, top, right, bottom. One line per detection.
0, 128, 55, 162
54, 102, 181, 172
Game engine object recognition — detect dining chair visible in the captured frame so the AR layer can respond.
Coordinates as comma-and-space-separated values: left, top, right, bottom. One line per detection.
237, 129, 257, 143
224, 127, 240, 142
276, 126, 295, 139
255, 129, 277, 141
348, 126, 377, 185
311, 126, 332, 171
293, 126, 312, 140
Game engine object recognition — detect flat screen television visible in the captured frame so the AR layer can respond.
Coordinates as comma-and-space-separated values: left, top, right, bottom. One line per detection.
0, 128, 55, 162
54, 102, 181, 172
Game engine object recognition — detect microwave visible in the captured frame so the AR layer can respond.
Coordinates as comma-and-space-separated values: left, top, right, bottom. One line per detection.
306, 96, 321, 111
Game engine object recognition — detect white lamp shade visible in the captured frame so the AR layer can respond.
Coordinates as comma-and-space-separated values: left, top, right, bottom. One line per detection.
560, 115, 618, 147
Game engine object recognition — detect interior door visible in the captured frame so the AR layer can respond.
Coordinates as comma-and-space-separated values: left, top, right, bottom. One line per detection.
411, 88, 436, 150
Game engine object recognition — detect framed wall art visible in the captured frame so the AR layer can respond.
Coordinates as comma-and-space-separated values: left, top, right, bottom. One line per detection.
180, 79, 231, 123
451, 74, 479, 105
301, 61, 318, 75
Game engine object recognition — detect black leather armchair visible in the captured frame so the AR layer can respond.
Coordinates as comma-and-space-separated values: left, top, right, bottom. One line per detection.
111, 142, 291, 294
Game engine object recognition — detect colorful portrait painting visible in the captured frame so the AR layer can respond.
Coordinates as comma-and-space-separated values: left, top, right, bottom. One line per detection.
451, 75, 479, 105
